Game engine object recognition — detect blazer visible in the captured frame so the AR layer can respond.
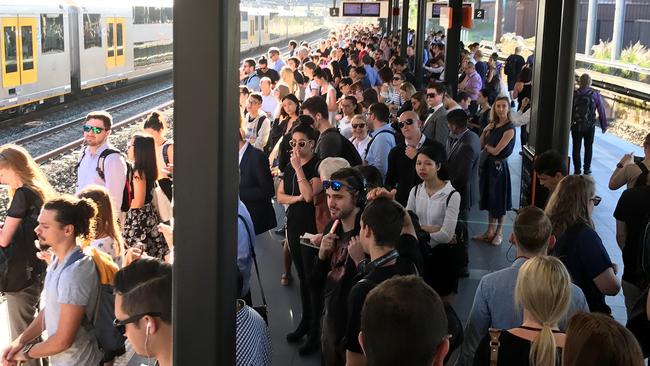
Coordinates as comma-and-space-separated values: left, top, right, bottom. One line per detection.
446, 129, 481, 211
239, 144, 277, 235
422, 107, 450, 147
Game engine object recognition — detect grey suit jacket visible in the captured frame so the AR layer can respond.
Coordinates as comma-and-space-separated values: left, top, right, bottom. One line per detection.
422, 107, 449, 147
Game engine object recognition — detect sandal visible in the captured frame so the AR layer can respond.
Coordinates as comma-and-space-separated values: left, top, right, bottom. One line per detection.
280, 273, 292, 286
490, 234, 503, 246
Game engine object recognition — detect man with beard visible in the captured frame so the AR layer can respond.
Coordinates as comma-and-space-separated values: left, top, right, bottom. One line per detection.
311, 168, 367, 365
75, 111, 127, 216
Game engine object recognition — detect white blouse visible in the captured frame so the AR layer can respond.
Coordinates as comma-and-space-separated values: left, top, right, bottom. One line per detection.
406, 181, 460, 246
350, 135, 371, 160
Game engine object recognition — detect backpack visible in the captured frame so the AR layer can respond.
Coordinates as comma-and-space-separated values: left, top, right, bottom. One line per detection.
162, 140, 173, 167
634, 162, 649, 188
572, 89, 597, 132
626, 287, 650, 357
635, 211, 650, 290
76, 148, 134, 212
0, 190, 43, 293
59, 248, 126, 360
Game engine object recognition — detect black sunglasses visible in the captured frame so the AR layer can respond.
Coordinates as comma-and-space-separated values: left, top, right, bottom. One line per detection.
351, 123, 366, 129
591, 195, 602, 206
398, 119, 416, 129
392, 77, 402, 81
323, 180, 355, 192
82, 125, 105, 134
427, 93, 437, 98
113, 312, 162, 335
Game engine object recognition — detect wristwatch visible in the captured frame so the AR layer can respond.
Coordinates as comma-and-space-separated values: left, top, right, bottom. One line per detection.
616, 163, 624, 169
21, 343, 35, 360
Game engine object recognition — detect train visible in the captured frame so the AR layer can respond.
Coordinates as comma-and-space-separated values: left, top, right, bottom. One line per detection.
0, 1, 321, 117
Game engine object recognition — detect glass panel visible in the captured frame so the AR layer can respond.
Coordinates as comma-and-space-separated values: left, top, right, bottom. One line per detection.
3, 26, 17, 73
83, 14, 102, 49
134, 6, 146, 24
41, 14, 64, 53
162, 8, 173, 23
107, 23, 114, 57
147, 7, 161, 23
116, 23, 123, 56
21, 26, 34, 70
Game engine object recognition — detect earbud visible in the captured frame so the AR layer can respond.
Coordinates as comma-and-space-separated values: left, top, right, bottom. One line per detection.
146, 322, 151, 335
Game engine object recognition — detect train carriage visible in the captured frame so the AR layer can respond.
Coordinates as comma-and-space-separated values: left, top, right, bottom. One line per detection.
0, 1, 72, 113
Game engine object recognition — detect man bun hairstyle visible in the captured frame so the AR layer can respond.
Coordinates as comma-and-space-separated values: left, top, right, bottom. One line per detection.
143, 111, 166, 132
44, 195, 98, 241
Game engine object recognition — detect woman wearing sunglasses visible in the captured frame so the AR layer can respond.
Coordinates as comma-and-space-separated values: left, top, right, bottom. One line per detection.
545, 175, 621, 314
348, 115, 371, 160
275, 124, 323, 353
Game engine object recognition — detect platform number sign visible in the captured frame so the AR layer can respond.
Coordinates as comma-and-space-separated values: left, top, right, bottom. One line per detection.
474, 8, 485, 19
330, 7, 340, 17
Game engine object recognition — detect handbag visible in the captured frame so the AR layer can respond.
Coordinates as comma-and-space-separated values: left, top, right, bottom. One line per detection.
151, 181, 173, 222
238, 214, 268, 325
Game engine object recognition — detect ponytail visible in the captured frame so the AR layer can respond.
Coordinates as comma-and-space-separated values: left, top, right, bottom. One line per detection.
143, 111, 166, 132
530, 324, 558, 366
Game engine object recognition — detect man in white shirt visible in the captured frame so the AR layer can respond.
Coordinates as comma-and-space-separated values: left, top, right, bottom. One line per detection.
259, 77, 278, 117
75, 111, 127, 216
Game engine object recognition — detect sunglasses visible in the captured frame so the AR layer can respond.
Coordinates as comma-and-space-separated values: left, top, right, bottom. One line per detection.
113, 312, 162, 335
398, 119, 416, 129
323, 180, 355, 191
289, 140, 310, 148
392, 77, 402, 81
427, 93, 437, 98
352, 123, 366, 129
591, 195, 602, 206
82, 125, 105, 134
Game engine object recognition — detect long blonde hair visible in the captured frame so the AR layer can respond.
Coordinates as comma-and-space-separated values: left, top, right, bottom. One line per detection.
515, 256, 571, 366
544, 175, 595, 237
0, 144, 56, 202
77, 185, 124, 258
280, 66, 298, 95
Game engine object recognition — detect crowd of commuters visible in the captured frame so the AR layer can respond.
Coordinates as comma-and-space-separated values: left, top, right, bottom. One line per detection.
0, 22, 649, 366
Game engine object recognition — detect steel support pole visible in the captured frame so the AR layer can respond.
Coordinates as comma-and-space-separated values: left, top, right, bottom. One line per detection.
174, 0, 239, 364
387, 0, 393, 36
493, 0, 505, 44
414, 0, 427, 83
554, 0, 579, 156
584, 0, 598, 55
445, 0, 462, 97
611, 0, 626, 61
400, 0, 410, 58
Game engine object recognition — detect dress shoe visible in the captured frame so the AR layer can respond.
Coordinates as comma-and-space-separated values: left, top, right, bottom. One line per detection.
298, 337, 320, 356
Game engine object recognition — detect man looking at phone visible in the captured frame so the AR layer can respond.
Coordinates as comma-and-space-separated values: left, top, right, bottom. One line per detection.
311, 168, 366, 365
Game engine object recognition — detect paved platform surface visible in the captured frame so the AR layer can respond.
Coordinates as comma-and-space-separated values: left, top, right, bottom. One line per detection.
0, 128, 643, 365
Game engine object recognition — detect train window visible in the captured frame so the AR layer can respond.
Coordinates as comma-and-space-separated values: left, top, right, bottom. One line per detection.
241, 31, 248, 40
241, 12, 248, 22
41, 14, 64, 54
107, 23, 114, 57
116, 23, 123, 56
3, 26, 17, 73
83, 14, 102, 49
162, 8, 173, 23
134, 6, 146, 24
21, 26, 34, 70
260, 16, 264, 30
147, 7, 162, 23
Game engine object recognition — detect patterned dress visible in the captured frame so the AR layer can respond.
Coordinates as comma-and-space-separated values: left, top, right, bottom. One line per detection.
123, 175, 168, 260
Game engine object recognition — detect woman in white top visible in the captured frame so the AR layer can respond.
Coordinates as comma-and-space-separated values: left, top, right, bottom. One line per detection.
78, 185, 125, 266
338, 96, 362, 139
313, 67, 338, 125
348, 114, 371, 160
406, 143, 462, 303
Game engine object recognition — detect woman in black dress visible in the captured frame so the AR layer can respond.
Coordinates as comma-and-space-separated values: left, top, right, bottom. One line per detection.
474, 256, 571, 366
276, 124, 322, 354
474, 97, 516, 246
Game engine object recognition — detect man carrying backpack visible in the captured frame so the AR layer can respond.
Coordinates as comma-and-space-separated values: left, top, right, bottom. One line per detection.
1, 196, 104, 365
571, 73, 608, 175
76, 111, 129, 217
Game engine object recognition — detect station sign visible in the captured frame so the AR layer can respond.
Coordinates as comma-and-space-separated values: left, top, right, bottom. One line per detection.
330, 7, 340, 16
340, 1, 390, 18
436, 2, 474, 29
474, 8, 485, 19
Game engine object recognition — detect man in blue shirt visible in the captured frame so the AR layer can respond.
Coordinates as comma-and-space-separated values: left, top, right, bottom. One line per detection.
237, 199, 255, 304
457, 207, 589, 366
240, 58, 260, 92
364, 103, 396, 181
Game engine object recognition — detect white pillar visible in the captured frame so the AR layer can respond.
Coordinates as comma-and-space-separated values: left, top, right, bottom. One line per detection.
585, 0, 598, 55
611, 0, 626, 61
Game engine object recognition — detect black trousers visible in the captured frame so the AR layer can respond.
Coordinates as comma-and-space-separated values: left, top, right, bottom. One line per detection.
287, 226, 321, 340
520, 124, 528, 148
571, 127, 595, 174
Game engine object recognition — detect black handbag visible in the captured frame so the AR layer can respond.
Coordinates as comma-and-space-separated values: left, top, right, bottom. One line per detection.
238, 214, 268, 324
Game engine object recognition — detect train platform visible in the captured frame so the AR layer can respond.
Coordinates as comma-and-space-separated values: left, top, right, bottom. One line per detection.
0, 129, 643, 364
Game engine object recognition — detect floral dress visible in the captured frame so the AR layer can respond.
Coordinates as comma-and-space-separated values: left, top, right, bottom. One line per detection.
123, 176, 168, 260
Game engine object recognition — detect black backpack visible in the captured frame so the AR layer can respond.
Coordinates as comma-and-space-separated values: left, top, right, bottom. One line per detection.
572, 90, 597, 132
626, 286, 650, 357
635, 211, 650, 290
634, 162, 649, 188
76, 148, 134, 212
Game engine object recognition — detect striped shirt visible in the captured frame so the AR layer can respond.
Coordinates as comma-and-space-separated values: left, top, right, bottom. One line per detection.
236, 300, 272, 366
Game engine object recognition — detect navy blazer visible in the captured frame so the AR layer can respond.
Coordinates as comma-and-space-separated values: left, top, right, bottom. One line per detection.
239, 144, 277, 235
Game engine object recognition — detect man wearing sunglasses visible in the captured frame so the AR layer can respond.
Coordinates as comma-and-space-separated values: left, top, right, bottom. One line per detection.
256, 57, 279, 85
76, 111, 127, 217
313, 168, 365, 365
385, 111, 435, 206
422, 83, 449, 146
114, 258, 172, 366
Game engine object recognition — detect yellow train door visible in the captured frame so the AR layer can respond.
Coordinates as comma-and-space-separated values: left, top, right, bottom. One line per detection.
107, 17, 126, 69
1, 17, 37, 88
